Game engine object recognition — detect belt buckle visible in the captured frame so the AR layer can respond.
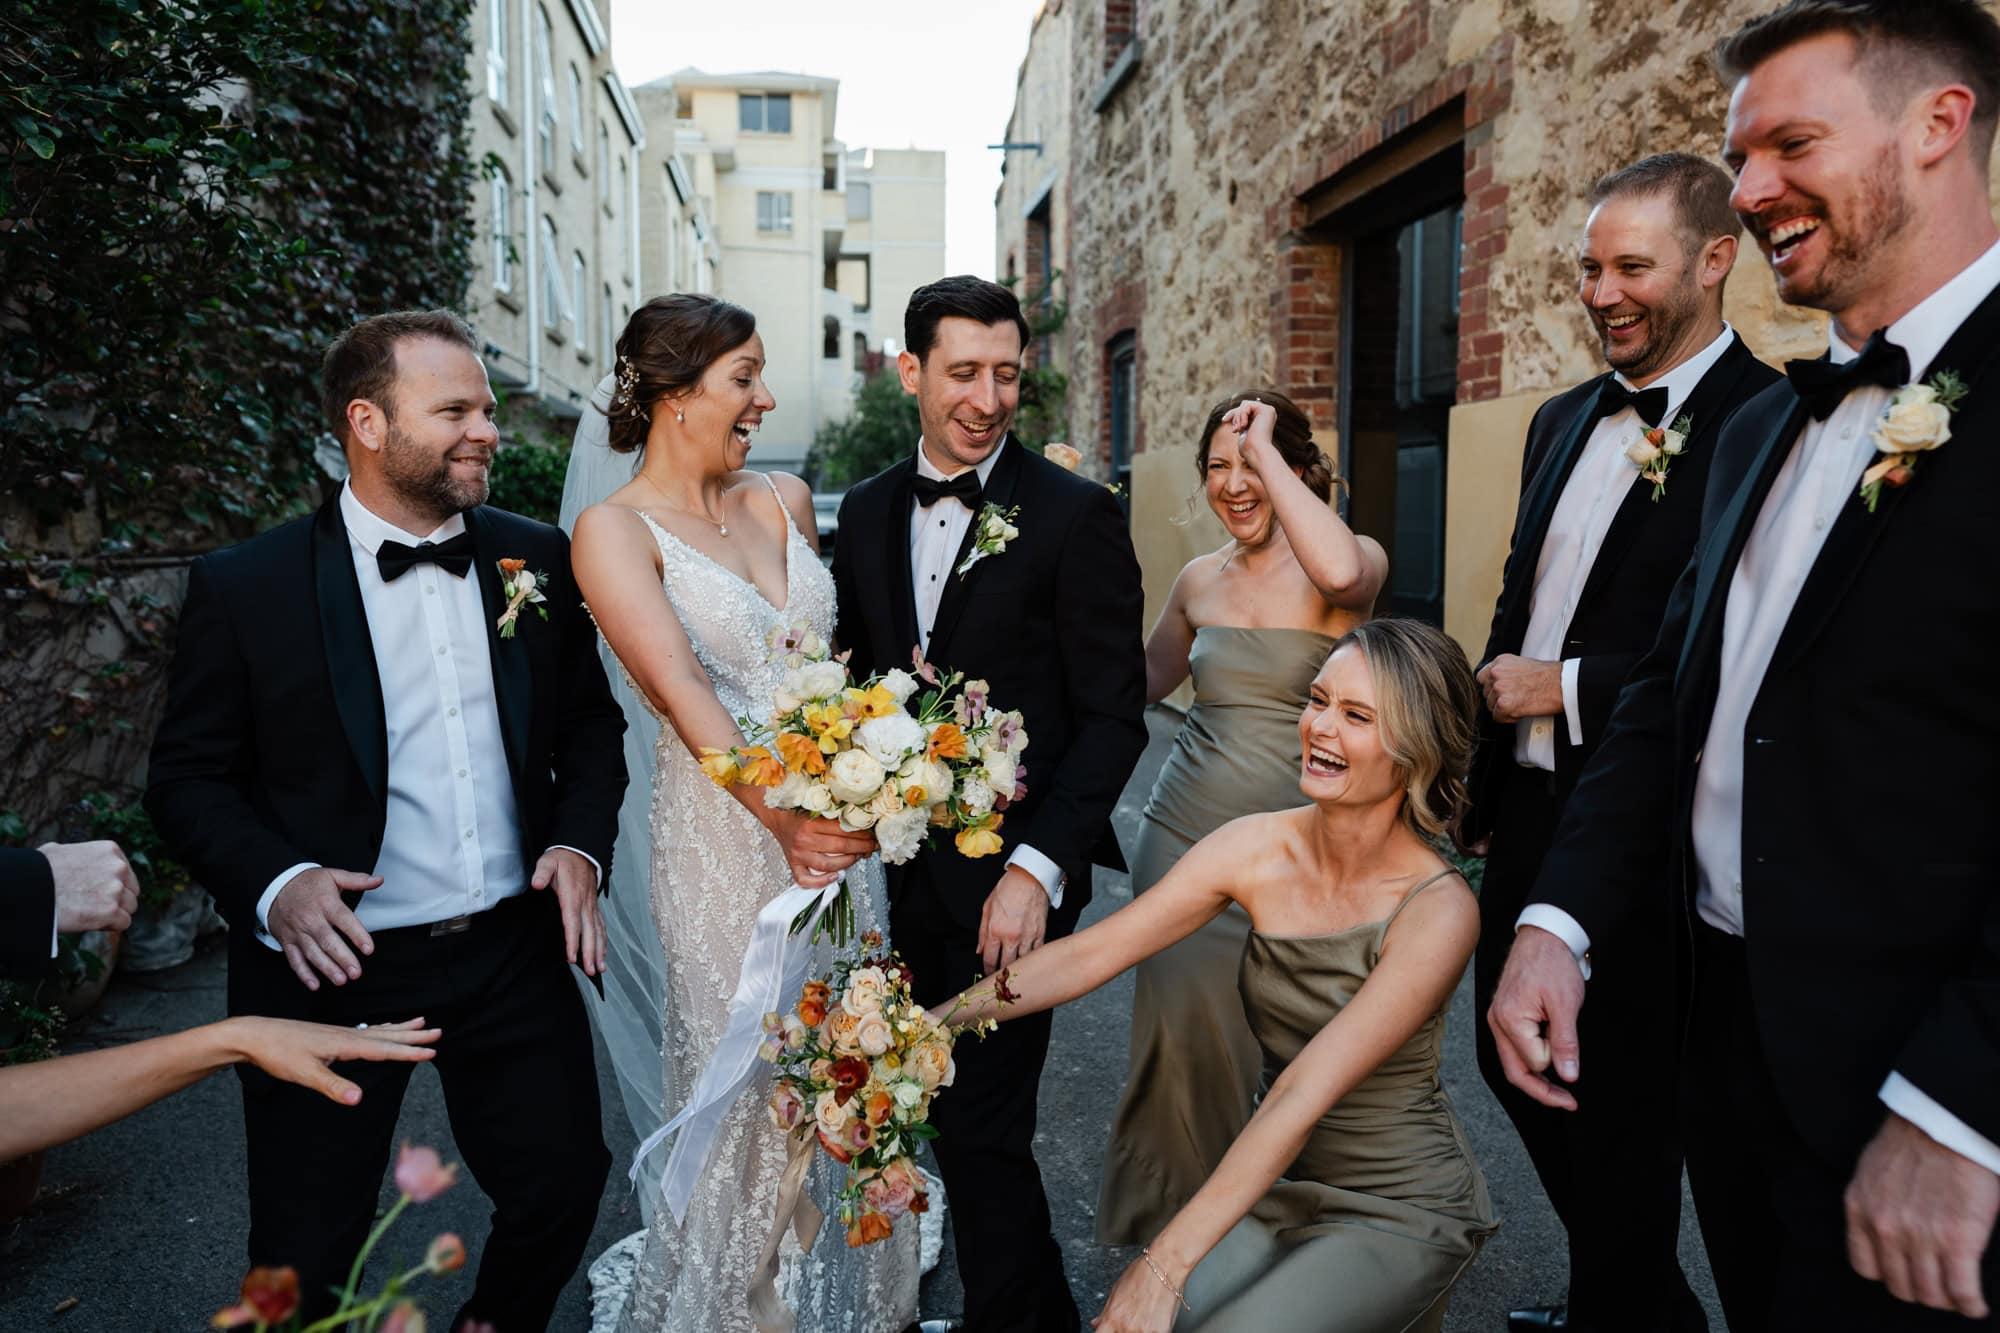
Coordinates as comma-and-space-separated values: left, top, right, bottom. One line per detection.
429, 914, 472, 936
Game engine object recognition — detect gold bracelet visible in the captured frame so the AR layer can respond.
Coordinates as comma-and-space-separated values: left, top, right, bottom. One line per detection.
1140, 1246, 1193, 1313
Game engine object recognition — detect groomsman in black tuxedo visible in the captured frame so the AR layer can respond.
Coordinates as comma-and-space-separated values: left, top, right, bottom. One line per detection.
147, 311, 626, 1330
832, 277, 1147, 1333
1491, 3, 2000, 1329
1465, 151, 1779, 1333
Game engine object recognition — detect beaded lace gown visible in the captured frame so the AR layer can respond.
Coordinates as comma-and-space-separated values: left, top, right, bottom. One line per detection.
611, 479, 920, 1333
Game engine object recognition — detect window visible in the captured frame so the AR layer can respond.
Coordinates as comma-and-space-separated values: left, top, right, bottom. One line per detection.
602, 282, 615, 363
572, 251, 588, 353
823, 315, 840, 360
490, 169, 512, 291
567, 65, 584, 154
756, 191, 792, 233
1108, 332, 1137, 508
597, 122, 610, 202
822, 157, 838, 190
617, 155, 628, 222
846, 183, 871, 220
540, 214, 561, 330
534, 7, 557, 176
486, 0, 508, 105
738, 92, 792, 134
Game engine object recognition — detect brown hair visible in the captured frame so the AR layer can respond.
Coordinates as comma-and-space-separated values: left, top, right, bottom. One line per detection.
1717, 0, 2000, 161
1590, 152, 1742, 258
1328, 618, 1478, 839
320, 309, 478, 447
604, 294, 759, 454
1193, 388, 1337, 502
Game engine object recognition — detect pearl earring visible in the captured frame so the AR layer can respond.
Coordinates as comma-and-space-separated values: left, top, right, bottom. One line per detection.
675, 407, 685, 424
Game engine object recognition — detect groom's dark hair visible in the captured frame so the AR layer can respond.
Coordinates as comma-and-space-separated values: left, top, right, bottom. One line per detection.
1718, 0, 2000, 162
903, 276, 1030, 363
1590, 153, 1741, 260
321, 309, 479, 448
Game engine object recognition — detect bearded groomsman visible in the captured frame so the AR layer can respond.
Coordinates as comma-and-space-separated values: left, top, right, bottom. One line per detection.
1465, 152, 1779, 1333
1491, 2, 2000, 1329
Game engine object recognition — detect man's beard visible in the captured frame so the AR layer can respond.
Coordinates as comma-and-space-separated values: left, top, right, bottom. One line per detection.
380, 423, 488, 520
1599, 271, 1703, 383
1772, 144, 1911, 312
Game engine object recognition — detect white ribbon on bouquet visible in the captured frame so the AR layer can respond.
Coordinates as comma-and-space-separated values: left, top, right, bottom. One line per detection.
629, 875, 848, 1223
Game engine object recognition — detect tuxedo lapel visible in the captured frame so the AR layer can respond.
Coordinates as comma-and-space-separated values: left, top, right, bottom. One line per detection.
881, 460, 921, 661
927, 437, 1024, 661
312, 496, 388, 815
466, 507, 532, 795
1492, 386, 1605, 654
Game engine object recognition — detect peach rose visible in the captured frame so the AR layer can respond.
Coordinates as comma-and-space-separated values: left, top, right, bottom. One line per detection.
856, 1012, 895, 1057
907, 1037, 954, 1091
826, 1009, 864, 1055
814, 1089, 851, 1137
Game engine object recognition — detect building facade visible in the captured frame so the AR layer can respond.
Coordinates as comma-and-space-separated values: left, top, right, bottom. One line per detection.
1011, 0, 2000, 653
466, 0, 643, 426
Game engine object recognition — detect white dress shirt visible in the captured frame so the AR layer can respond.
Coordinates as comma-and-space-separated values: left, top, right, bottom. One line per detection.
906, 439, 1066, 908
1526, 240, 2000, 1172
255, 483, 595, 945
1515, 325, 1736, 771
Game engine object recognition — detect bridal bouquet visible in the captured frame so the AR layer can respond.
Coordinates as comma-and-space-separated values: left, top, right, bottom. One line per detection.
759, 932, 1007, 1247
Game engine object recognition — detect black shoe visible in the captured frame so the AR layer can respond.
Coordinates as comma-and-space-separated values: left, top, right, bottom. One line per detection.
1509, 1307, 1568, 1332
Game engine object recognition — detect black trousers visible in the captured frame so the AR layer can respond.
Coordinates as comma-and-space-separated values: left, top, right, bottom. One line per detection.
235, 892, 609, 1332
1473, 764, 1706, 1333
1683, 923, 2000, 1332
893, 861, 1081, 1333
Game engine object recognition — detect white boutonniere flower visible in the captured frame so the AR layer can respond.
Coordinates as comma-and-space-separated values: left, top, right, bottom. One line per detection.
1858, 371, 1966, 512
956, 502, 1020, 577
495, 558, 549, 639
1624, 413, 1692, 503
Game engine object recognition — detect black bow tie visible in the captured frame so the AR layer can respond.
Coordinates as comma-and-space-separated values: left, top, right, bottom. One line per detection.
911, 471, 982, 509
377, 532, 475, 582
1786, 329, 1911, 421
1592, 379, 1671, 429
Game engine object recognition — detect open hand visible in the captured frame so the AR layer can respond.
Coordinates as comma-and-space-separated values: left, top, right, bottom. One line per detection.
1476, 654, 1565, 723
43, 839, 141, 934
532, 847, 606, 977
267, 866, 382, 991
227, 1015, 440, 1107
1846, 1112, 1999, 1319
1486, 924, 1587, 1110
977, 866, 1049, 973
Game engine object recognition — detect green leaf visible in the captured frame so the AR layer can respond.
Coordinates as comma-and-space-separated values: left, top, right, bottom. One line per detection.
25, 134, 55, 159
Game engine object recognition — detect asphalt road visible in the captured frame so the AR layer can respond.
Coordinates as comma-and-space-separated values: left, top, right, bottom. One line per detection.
0, 708, 1721, 1330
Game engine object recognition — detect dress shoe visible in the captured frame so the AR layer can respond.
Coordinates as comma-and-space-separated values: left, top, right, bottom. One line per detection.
1509, 1306, 1568, 1331
913, 1322, 961, 1333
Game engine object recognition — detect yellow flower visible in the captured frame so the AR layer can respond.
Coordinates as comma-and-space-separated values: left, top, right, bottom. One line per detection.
926, 723, 969, 762
955, 814, 1005, 858
697, 748, 740, 787
849, 683, 901, 719
807, 704, 857, 752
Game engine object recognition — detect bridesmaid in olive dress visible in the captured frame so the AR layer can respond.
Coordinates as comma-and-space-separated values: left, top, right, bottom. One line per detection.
944, 619, 1496, 1331
1098, 391, 1388, 1245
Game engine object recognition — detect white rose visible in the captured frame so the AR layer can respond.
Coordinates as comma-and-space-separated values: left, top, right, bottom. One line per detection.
893, 1079, 926, 1110
801, 784, 834, 815
764, 770, 812, 811
875, 807, 931, 864
1658, 428, 1687, 456
982, 749, 1018, 799
1625, 438, 1661, 468
878, 668, 919, 704
826, 749, 887, 804
798, 660, 850, 702
896, 756, 953, 806
999, 521, 1019, 542
838, 804, 878, 831
773, 667, 809, 714
959, 775, 996, 818
814, 1090, 850, 1136
514, 570, 537, 594
1875, 394, 1953, 453
856, 713, 927, 769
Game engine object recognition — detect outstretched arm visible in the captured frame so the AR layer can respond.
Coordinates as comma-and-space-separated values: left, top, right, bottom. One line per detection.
0, 1017, 439, 1160
1095, 880, 1479, 1330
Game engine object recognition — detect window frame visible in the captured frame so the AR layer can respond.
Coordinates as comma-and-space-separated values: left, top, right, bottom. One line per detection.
490, 169, 512, 292
486, 0, 509, 105
756, 190, 793, 234
534, 7, 558, 177
567, 64, 585, 155
540, 214, 562, 331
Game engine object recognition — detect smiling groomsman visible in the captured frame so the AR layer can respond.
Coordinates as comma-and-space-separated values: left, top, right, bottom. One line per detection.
1490, 2, 2000, 1329
1464, 153, 1779, 1333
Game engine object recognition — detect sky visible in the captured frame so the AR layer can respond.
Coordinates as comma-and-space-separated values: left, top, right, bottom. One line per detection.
610, 1, 1048, 278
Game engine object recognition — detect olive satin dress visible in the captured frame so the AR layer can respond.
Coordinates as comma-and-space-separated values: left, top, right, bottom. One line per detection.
1182, 869, 1497, 1331
1097, 625, 1337, 1243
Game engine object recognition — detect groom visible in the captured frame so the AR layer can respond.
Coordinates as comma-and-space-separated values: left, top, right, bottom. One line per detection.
147, 310, 626, 1330
833, 276, 1148, 1332
1491, 2, 2000, 1328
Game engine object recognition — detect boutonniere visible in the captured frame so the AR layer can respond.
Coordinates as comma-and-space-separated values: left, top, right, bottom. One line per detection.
956, 502, 1020, 577
1624, 414, 1692, 502
495, 558, 548, 638
1858, 371, 1966, 512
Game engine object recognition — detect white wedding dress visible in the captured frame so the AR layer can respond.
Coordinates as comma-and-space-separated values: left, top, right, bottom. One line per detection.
601, 476, 921, 1333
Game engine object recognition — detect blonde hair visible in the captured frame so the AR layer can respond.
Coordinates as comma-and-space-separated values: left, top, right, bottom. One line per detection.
1329, 619, 1477, 837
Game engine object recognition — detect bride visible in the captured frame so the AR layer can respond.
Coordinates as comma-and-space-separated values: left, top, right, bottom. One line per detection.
568, 293, 922, 1332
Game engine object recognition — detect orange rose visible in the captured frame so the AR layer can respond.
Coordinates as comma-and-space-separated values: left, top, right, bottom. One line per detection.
797, 997, 828, 1028
845, 1211, 895, 1247
499, 558, 527, 573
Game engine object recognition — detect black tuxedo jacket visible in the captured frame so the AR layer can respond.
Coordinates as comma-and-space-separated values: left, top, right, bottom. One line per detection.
145, 494, 626, 1014
831, 440, 1148, 932
1534, 284, 2000, 1169
1, 847, 56, 977
1466, 333, 1779, 842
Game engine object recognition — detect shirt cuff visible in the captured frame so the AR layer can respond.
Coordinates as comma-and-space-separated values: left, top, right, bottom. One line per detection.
256, 862, 322, 952
50, 908, 59, 959
548, 845, 605, 888
1560, 658, 1584, 748
1005, 844, 1065, 910
1880, 1073, 2000, 1176
1516, 903, 1593, 981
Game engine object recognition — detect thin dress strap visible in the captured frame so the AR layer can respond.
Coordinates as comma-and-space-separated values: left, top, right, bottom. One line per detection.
1381, 866, 1464, 935
759, 471, 799, 540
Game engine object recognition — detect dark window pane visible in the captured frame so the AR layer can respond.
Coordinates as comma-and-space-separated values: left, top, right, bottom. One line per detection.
767, 94, 791, 134
739, 94, 761, 132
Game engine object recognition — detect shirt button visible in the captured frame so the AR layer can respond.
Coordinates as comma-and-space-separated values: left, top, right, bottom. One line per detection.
457, 768, 468, 778
1813, 515, 1828, 531
448, 707, 459, 717
425, 585, 436, 595
463, 829, 474, 840
436, 644, 447, 655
